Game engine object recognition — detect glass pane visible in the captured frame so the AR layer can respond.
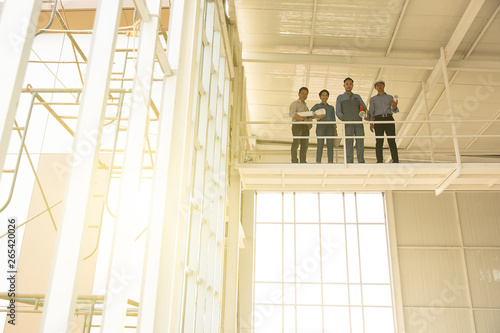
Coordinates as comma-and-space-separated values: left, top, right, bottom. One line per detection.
320, 193, 344, 223
323, 284, 349, 305
253, 192, 394, 333
284, 283, 295, 305
284, 224, 295, 283
324, 307, 350, 333
256, 193, 282, 223
284, 306, 295, 333
321, 225, 348, 283
351, 307, 363, 333
345, 193, 357, 223
362, 285, 392, 306
255, 283, 282, 304
346, 225, 360, 283
296, 225, 321, 282
254, 305, 282, 333
357, 193, 385, 223
358, 225, 390, 283
284, 192, 294, 223
349, 284, 362, 306
295, 193, 319, 223
296, 306, 322, 333
364, 307, 394, 333
255, 224, 282, 282
296, 283, 322, 305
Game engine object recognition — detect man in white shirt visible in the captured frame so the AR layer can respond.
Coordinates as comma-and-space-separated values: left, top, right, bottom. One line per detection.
289, 87, 311, 163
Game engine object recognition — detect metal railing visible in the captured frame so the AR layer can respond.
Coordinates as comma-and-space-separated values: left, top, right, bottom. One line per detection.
236, 119, 500, 165
0, 293, 139, 332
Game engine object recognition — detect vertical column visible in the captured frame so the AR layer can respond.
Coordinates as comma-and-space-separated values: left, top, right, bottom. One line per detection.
238, 191, 256, 331
100, 0, 161, 331
0, 0, 42, 182
223, 66, 243, 332
204, 53, 226, 332
40, 1, 123, 332
213, 75, 231, 331
421, 82, 435, 163
137, 0, 202, 331
384, 191, 406, 332
177, 3, 214, 331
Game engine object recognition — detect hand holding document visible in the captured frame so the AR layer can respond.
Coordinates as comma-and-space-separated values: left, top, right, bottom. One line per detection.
296, 109, 326, 117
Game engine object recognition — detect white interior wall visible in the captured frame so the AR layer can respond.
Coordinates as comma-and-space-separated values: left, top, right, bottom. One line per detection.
238, 190, 255, 333
390, 190, 500, 333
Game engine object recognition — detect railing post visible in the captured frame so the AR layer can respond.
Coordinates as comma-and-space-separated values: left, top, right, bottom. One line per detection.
421, 81, 435, 163
343, 123, 347, 167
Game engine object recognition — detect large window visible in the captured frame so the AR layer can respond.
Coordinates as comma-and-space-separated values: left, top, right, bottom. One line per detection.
253, 192, 395, 333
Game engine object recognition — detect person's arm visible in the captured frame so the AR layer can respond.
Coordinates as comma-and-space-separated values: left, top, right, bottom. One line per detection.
336, 96, 343, 120
290, 101, 305, 121
359, 96, 367, 111
311, 104, 325, 119
332, 106, 338, 133
367, 98, 374, 120
293, 113, 306, 121
390, 95, 399, 113
368, 97, 375, 132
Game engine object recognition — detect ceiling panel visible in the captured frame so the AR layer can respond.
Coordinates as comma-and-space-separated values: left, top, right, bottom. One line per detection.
234, 0, 500, 163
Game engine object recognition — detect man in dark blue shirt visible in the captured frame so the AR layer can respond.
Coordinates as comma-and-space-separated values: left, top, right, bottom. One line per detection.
336, 77, 367, 163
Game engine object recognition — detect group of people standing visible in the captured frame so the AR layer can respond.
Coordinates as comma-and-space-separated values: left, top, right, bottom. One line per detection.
289, 77, 400, 164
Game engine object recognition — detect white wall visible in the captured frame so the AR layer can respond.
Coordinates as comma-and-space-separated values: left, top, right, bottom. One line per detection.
390, 190, 500, 333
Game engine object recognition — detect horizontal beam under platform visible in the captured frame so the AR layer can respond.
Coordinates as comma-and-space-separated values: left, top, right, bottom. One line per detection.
236, 163, 500, 193
242, 52, 500, 72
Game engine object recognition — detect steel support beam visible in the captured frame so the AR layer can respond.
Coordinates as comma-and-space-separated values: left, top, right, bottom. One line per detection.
242, 53, 500, 72
100, 0, 161, 331
40, 1, 123, 332
137, 0, 202, 331
421, 81, 435, 163
155, 36, 173, 75
440, 47, 462, 169
133, 0, 152, 22
223, 66, 243, 332
215, 0, 234, 78
0, 0, 42, 183
137, 76, 176, 333
396, 0, 486, 149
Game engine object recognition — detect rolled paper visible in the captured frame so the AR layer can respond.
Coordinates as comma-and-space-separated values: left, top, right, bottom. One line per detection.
296, 111, 315, 117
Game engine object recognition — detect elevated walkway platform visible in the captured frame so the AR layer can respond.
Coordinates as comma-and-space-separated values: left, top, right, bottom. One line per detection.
237, 163, 500, 194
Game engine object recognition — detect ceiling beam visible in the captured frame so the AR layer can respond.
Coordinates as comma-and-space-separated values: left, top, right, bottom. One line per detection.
242, 52, 500, 72
395, 0, 486, 148
405, 3, 500, 150
308, 0, 318, 54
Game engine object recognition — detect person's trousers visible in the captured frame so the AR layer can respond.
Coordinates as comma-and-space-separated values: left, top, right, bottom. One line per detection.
291, 124, 309, 163
316, 124, 335, 163
345, 123, 365, 163
374, 115, 399, 163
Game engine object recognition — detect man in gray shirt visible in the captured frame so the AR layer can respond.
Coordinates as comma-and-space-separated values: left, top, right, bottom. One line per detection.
368, 80, 399, 163
289, 87, 311, 163
336, 77, 367, 163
